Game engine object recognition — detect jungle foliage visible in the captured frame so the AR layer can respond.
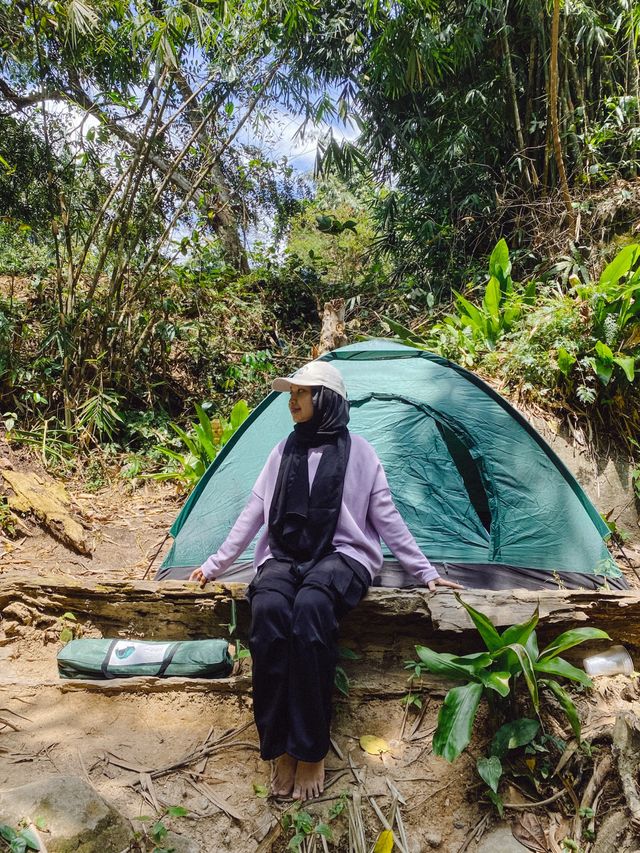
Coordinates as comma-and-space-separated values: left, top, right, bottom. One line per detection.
0, 0, 638, 477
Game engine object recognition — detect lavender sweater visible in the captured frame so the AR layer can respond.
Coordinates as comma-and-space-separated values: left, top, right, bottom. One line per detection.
200, 433, 440, 585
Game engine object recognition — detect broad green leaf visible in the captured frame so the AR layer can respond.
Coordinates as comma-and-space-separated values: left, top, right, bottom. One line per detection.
165, 806, 189, 817
288, 833, 305, 851
316, 823, 332, 839
483, 276, 501, 320
253, 782, 269, 798
534, 657, 592, 687
230, 400, 250, 430
415, 646, 482, 680
18, 829, 39, 851
455, 594, 502, 651
599, 244, 640, 289
539, 628, 610, 661
334, 666, 350, 696
61, 612, 77, 621
453, 291, 486, 334
525, 630, 539, 662
523, 279, 537, 305
487, 788, 504, 818
373, 829, 394, 853
338, 646, 361, 660
433, 682, 483, 762
193, 424, 217, 463
502, 304, 520, 330
480, 670, 510, 697
500, 608, 539, 647
11, 840, 27, 853
613, 356, 635, 382
382, 316, 427, 346
490, 718, 539, 758
170, 422, 198, 456
59, 627, 73, 644
449, 652, 492, 669
557, 347, 576, 376
540, 679, 581, 740
595, 340, 614, 364
477, 755, 502, 793
195, 403, 214, 444
591, 356, 613, 385
489, 238, 511, 280
0, 827, 17, 843
502, 643, 539, 711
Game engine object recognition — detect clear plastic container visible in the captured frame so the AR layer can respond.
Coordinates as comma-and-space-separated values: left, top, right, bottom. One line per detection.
583, 644, 634, 677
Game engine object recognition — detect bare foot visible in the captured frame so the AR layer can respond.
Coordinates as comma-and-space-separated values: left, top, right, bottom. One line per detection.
270, 753, 297, 798
292, 759, 324, 801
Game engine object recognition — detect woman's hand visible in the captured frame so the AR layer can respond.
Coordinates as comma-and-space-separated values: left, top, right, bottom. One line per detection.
189, 568, 208, 588
427, 577, 464, 591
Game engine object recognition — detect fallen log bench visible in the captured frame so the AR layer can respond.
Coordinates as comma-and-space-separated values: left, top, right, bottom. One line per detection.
3, 576, 640, 670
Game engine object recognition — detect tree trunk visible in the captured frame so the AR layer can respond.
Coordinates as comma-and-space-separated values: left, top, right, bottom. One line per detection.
498, 4, 537, 188
173, 72, 249, 274
549, 0, 575, 231
317, 299, 348, 355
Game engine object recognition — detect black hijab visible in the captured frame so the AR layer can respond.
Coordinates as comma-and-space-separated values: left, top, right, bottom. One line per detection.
268, 386, 351, 566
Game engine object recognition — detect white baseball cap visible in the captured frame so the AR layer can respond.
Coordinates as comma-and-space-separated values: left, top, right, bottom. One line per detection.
272, 360, 347, 399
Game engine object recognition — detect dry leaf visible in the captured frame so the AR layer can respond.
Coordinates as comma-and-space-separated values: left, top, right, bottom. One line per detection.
512, 812, 548, 853
359, 735, 390, 756
373, 828, 394, 853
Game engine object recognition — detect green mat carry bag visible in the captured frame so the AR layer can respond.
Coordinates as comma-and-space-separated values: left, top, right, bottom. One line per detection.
57, 638, 233, 680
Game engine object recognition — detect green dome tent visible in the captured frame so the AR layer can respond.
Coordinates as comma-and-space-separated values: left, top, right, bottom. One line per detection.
157, 341, 625, 590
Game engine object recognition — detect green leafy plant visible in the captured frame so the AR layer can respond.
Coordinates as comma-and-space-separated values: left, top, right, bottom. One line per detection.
384, 240, 536, 364
408, 595, 609, 811
130, 805, 189, 853
0, 824, 40, 853
281, 807, 332, 851
152, 400, 250, 489
410, 594, 607, 763
334, 646, 361, 696
58, 611, 78, 645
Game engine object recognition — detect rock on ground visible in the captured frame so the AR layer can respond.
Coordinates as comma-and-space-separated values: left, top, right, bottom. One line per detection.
0, 775, 131, 853
475, 824, 530, 853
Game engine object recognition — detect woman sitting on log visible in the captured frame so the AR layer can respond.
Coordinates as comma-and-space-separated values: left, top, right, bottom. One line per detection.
190, 361, 461, 801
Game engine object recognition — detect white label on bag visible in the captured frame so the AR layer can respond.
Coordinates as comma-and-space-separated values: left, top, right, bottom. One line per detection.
108, 640, 173, 667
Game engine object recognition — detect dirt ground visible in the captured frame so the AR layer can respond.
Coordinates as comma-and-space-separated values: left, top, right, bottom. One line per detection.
1, 466, 640, 852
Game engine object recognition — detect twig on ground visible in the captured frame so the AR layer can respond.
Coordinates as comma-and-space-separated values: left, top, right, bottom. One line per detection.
502, 788, 569, 810
457, 812, 491, 853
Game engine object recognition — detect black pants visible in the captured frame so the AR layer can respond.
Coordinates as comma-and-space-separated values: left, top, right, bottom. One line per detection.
247, 553, 369, 762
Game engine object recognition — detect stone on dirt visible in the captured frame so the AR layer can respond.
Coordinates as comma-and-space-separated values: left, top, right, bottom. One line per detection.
475, 824, 530, 853
0, 775, 131, 852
